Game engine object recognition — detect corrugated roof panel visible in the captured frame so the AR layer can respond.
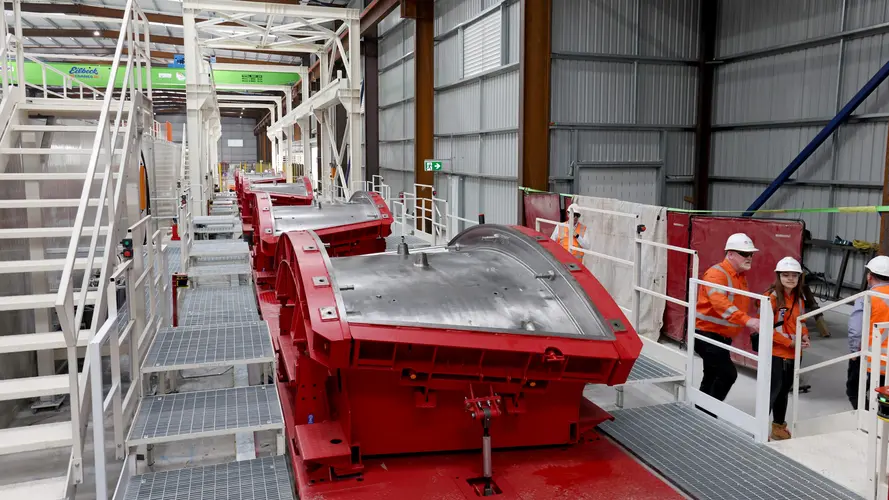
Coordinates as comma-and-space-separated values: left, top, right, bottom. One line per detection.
550, 59, 634, 124
480, 132, 518, 178
638, 0, 700, 59
552, 0, 636, 55
480, 70, 518, 131
716, 0, 843, 58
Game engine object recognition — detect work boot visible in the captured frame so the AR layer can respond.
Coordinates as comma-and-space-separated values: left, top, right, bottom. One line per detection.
770, 422, 791, 441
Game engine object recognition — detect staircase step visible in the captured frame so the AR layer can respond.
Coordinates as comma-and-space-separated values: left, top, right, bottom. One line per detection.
0, 421, 72, 455
11, 124, 98, 133
0, 291, 98, 311
0, 476, 67, 500
19, 99, 123, 115
0, 329, 90, 354
0, 173, 115, 181
0, 257, 106, 273
0, 226, 109, 239
126, 386, 283, 446
142, 321, 273, 373
0, 374, 69, 401
0, 147, 123, 155
0, 198, 101, 209
120, 456, 293, 500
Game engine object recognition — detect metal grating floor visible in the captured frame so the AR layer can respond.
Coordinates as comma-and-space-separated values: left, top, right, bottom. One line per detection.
181, 286, 260, 326
121, 455, 294, 500
598, 403, 860, 500
142, 321, 273, 373
625, 354, 683, 384
187, 263, 252, 277
127, 386, 283, 446
190, 240, 250, 258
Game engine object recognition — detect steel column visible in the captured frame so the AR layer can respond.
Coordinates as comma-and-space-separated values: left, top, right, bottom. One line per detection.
518, 0, 551, 198
881, 125, 889, 255
744, 58, 889, 216
408, 0, 434, 227
364, 36, 380, 182
692, 0, 717, 210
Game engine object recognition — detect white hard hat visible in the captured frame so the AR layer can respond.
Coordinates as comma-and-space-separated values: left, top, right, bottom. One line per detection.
775, 256, 802, 274
866, 256, 889, 276
724, 233, 759, 253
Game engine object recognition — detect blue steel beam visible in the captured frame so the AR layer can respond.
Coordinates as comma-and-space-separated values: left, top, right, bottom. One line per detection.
743, 58, 889, 216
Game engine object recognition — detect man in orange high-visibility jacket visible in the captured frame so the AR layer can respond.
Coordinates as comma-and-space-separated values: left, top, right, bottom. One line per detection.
846, 255, 889, 410
550, 211, 589, 259
695, 233, 761, 404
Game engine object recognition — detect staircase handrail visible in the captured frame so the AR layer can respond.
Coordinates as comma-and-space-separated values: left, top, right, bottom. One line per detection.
52, 0, 151, 489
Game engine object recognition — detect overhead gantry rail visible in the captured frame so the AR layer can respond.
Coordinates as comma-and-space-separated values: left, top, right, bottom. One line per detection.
182, 0, 361, 200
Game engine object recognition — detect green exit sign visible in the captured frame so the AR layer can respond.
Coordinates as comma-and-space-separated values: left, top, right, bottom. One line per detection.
424, 159, 443, 172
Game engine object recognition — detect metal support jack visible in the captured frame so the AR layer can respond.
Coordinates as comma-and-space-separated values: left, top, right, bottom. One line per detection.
465, 386, 503, 497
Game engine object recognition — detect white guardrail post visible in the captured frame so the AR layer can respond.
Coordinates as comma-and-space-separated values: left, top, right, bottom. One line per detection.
685, 279, 773, 443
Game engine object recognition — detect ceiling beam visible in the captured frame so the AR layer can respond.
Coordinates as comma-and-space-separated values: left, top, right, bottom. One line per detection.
5, 2, 221, 27
17, 29, 303, 59
21, 45, 298, 65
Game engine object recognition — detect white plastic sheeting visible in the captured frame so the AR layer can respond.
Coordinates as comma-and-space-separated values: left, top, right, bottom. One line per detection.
574, 196, 668, 341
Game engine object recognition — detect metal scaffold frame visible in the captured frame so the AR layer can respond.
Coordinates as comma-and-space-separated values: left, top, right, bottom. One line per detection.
181, 0, 360, 200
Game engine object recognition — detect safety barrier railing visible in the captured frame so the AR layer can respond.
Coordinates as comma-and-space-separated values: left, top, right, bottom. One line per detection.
685, 280, 774, 443
23, 53, 105, 100
178, 186, 194, 274
789, 291, 889, 438
86, 216, 168, 500
52, 0, 152, 487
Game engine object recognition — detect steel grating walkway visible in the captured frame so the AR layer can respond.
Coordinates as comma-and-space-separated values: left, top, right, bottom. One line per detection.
121, 455, 294, 500
142, 321, 273, 373
127, 386, 283, 446
625, 354, 683, 384
187, 262, 252, 277
190, 240, 250, 258
598, 403, 860, 500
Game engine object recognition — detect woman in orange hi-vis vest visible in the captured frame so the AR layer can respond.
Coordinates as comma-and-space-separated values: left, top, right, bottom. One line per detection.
549, 211, 588, 259
846, 255, 889, 410
763, 257, 810, 441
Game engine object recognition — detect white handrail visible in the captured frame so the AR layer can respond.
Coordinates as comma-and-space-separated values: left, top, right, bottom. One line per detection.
686, 277, 774, 443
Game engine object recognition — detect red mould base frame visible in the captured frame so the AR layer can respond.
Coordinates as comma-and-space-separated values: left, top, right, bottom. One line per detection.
251, 191, 393, 289
256, 226, 684, 499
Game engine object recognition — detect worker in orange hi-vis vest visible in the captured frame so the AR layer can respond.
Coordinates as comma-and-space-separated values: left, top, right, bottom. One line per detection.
694, 233, 761, 406
846, 255, 889, 410
550, 211, 589, 260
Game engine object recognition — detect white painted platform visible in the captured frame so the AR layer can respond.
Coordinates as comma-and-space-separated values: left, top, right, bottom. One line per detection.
768, 429, 869, 498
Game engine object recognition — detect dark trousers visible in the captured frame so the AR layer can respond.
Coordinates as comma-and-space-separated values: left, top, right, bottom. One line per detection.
695, 330, 738, 401
769, 357, 794, 424
847, 358, 886, 410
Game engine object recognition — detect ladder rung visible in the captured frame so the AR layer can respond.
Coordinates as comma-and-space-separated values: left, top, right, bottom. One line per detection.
0, 421, 73, 455
0, 226, 109, 239
0, 198, 101, 209
0, 330, 90, 354
0, 148, 123, 155
0, 173, 116, 181
0, 291, 98, 312
11, 124, 98, 132
0, 374, 70, 401
0, 256, 106, 273
0, 476, 68, 499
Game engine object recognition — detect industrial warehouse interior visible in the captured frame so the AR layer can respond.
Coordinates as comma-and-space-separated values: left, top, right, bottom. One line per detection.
2, 0, 889, 498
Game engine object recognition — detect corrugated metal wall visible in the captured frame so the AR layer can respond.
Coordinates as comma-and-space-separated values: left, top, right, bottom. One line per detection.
549, 0, 700, 207
378, 10, 416, 198
434, 0, 520, 224
712, 0, 889, 282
